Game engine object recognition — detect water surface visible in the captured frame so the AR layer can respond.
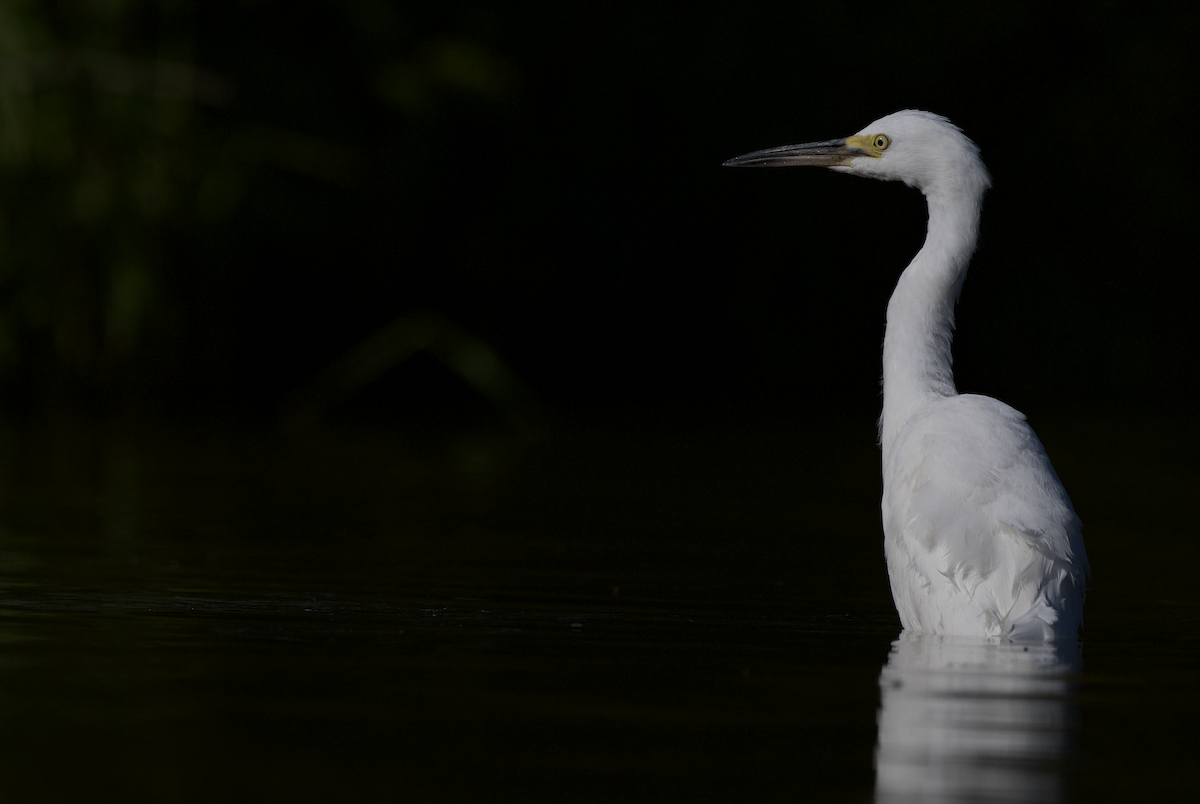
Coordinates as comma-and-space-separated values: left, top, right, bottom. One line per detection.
0, 418, 1193, 801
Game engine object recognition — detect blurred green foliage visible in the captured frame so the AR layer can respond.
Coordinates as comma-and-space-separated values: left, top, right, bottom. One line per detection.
0, 2, 1195, 423
0, 0, 513, 417
0, 0, 208, 398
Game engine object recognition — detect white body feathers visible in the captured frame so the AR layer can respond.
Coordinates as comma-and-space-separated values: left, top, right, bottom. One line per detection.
855, 111, 1089, 639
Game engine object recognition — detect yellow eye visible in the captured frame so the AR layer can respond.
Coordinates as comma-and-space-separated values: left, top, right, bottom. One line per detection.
873, 134, 891, 151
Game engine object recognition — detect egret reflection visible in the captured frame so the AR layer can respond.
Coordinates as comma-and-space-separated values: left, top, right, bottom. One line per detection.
874, 632, 1081, 803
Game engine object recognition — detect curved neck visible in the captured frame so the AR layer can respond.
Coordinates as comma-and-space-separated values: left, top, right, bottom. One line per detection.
879, 188, 983, 458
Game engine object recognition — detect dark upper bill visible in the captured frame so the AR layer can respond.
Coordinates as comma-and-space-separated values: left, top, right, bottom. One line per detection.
723, 137, 872, 168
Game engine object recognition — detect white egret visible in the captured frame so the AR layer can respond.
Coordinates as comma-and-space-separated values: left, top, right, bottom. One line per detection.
725, 110, 1089, 640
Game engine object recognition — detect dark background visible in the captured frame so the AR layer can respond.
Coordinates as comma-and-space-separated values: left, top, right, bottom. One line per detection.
1, 1, 1195, 429
0, 7, 1195, 800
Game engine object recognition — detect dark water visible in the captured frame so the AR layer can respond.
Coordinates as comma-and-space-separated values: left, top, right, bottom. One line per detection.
0, 417, 1194, 802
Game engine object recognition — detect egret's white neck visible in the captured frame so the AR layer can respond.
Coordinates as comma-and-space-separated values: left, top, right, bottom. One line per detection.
879, 186, 983, 459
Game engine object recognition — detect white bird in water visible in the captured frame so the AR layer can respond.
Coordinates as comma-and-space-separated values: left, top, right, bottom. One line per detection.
725, 110, 1089, 640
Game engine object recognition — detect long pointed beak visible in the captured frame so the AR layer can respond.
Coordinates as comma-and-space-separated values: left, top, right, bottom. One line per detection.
722, 138, 866, 168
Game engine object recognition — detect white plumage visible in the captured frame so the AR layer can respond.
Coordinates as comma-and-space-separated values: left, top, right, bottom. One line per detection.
726, 110, 1089, 640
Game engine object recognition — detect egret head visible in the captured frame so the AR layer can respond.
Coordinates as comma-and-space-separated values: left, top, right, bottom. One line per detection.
724, 110, 990, 199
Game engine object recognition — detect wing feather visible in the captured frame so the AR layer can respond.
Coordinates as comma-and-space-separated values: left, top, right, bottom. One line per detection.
882, 394, 1089, 638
